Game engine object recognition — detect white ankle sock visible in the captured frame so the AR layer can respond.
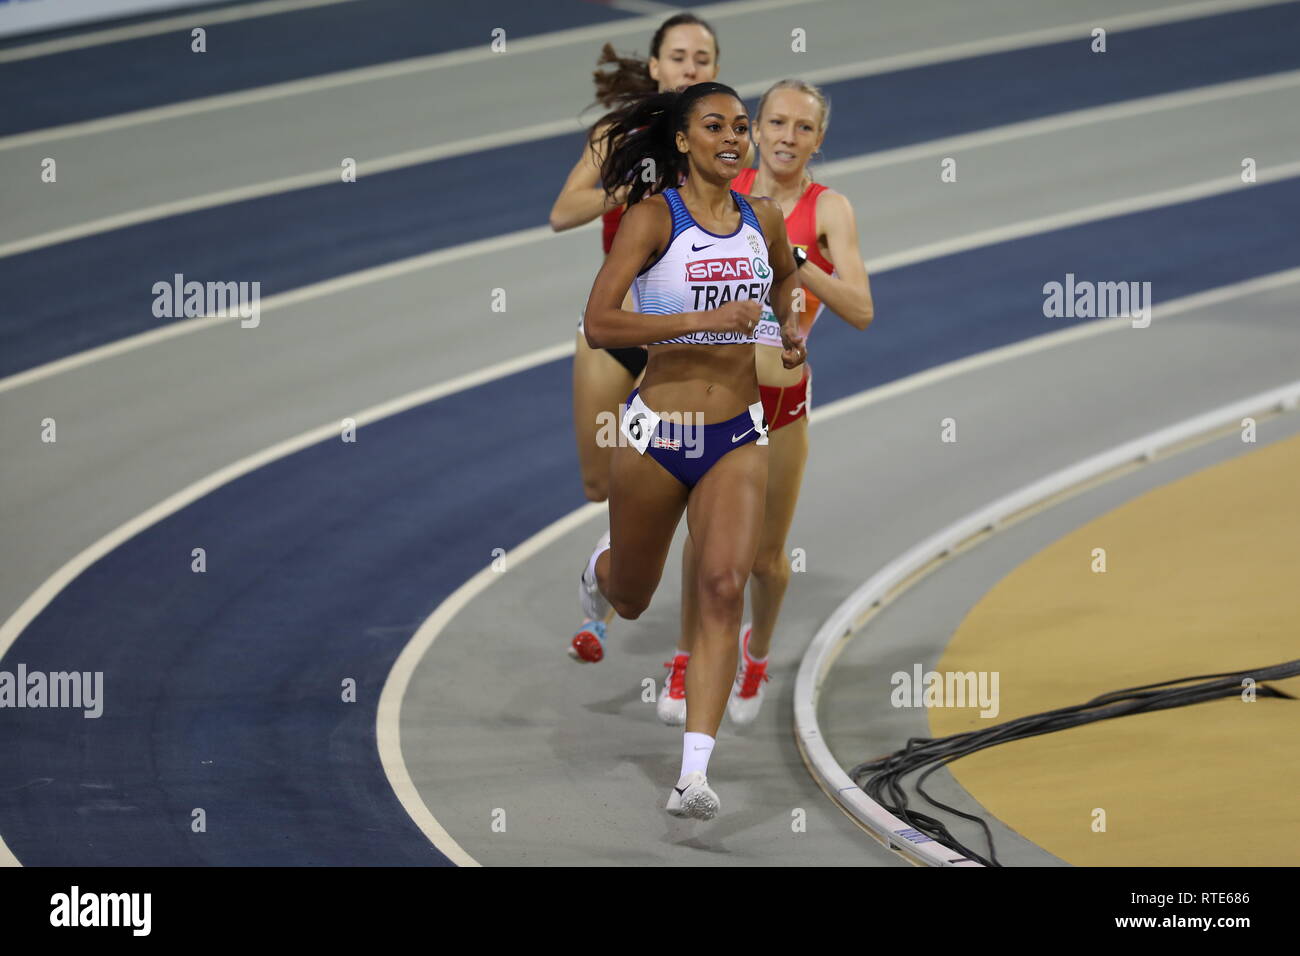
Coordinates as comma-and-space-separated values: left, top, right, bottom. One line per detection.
585, 537, 611, 584
681, 732, 714, 778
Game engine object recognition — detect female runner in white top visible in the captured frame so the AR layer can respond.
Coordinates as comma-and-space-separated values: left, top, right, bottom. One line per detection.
577, 82, 805, 819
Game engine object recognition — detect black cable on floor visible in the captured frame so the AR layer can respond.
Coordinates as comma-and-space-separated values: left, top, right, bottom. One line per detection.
848, 659, 1299, 867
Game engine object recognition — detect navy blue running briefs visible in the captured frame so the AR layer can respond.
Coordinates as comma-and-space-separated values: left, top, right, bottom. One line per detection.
626, 388, 768, 488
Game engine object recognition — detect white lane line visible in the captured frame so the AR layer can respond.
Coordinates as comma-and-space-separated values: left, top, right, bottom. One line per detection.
816, 68, 1300, 182
1, 266, 1295, 867
0, 223, 568, 395
378, 500, 605, 869
0, 0, 828, 151
7, 63, 1298, 262
370, 267, 1300, 866
865, 159, 1300, 273
0, 120, 584, 259
760, 0, 1298, 90
3, 0, 1285, 154
810, 268, 1300, 425
0, 0, 359, 64
5, 145, 1296, 397
0, 339, 574, 868
0, 336, 576, 665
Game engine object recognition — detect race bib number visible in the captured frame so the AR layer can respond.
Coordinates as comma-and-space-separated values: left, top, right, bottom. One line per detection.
620, 392, 661, 455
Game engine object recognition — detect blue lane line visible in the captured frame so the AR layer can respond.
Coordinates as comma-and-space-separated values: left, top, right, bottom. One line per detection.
4, 2, 1298, 379
0, 179, 1296, 865
1, 0, 635, 135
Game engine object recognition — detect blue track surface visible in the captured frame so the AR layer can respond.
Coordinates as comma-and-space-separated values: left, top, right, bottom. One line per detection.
2, 177, 1298, 864
0, 0, 635, 135
4, 2, 1299, 378
0, 0, 254, 49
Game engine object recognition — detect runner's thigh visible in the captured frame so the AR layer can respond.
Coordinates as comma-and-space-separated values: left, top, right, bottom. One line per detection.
686, 441, 768, 590
606, 442, 689, 603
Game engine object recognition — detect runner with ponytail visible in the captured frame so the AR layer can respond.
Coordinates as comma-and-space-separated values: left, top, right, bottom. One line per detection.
572, 82, 806, 819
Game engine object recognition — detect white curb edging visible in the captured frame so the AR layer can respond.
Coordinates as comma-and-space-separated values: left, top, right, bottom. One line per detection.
793, 379, 1300, 867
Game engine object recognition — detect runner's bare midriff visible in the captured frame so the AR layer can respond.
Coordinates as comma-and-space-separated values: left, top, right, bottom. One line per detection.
642, 342, 759, 423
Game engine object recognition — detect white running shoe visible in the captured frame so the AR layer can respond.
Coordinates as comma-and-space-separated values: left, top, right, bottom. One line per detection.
665, 771, 719, 820
578, 531, 612, 622
656, 653, 688, 725
728, 623, 770, 726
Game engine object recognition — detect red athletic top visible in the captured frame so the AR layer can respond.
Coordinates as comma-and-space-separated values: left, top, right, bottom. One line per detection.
729, 166, 833, 335
601, 205, 625, 254
599, 122, 646, 254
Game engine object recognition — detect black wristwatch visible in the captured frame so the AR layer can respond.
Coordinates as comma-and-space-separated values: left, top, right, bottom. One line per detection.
791, 246, 808, 269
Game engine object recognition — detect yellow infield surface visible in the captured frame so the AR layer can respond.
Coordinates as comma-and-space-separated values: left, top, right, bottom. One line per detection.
929, 431, 1300, 866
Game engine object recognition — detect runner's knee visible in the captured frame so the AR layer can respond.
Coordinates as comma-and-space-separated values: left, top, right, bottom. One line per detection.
698, 566, 746, 611
751, 547, 790, 586
611, 592, 650, 620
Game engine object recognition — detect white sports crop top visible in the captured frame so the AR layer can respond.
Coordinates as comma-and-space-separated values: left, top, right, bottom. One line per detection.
632, 187, 771, 345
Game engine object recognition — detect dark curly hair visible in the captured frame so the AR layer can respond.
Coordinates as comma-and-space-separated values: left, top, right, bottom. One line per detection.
598, 82, 744, 206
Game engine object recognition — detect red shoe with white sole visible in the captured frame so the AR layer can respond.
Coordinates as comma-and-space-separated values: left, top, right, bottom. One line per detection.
728, 623, 770, 725
657, 653, 688, 725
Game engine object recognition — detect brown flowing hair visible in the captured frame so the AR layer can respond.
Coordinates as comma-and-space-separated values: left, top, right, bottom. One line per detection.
589, 13, 719, 113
